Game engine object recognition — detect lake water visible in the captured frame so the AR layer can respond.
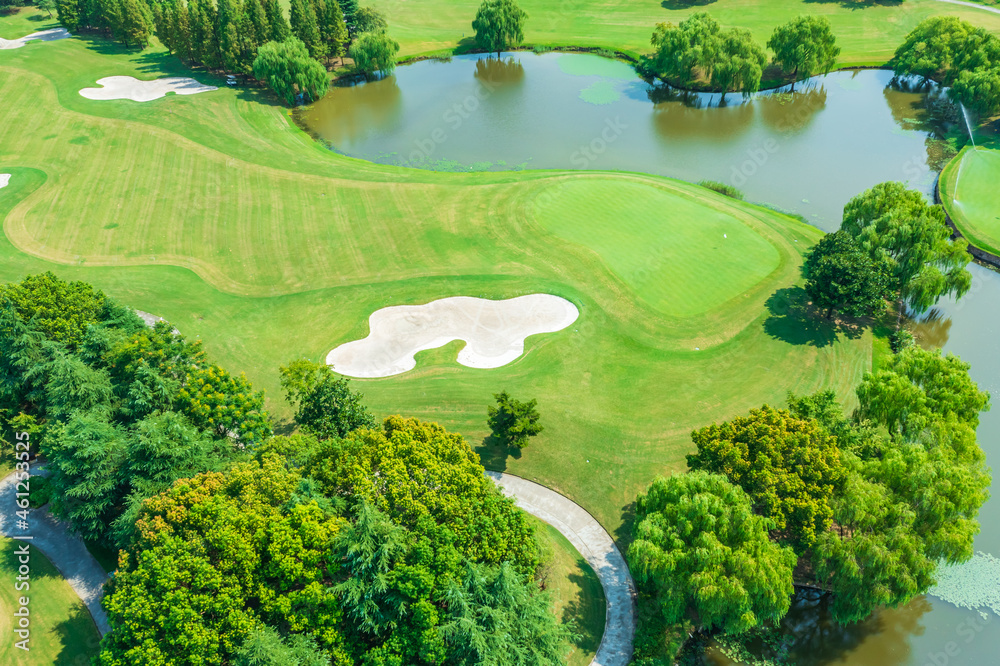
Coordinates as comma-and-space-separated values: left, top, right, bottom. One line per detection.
296, 53, 999, 666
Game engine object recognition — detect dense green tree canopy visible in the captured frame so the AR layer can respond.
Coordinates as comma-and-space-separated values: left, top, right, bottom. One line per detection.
352, 5, 387, 34
687, 405, 846, 550
253, 37, 330, 104
280, 358, 376, 439
629, 472, 796, 634
348, 30, 400, 79
841, 181, 971, 313
308, 416, 540, 574
891, 17, 1000, 116
487, 390, 543, 448
0, 272, 106, 348
767, 16, 840, 89
650, 13, 766, 97
472, 0, 527, 57
802, 230, 894, 319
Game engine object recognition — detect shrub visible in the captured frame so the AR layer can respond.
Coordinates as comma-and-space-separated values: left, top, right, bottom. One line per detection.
698, 180, 744, 200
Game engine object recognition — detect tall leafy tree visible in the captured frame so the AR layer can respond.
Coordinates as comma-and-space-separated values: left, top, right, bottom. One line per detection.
262, 0, 290, 42
244, 0, 271, 48
687, 405, 846, 550
767, 16, 841, 91
650, 13, 721, 86
0, 272, 106, 349
471, 0, 527, 58
351, 5, 386, 35
628, 472, 796, 634
55, 0, 82, 31
175, 363, 272, 447
253, 37, 330, 103
802, 230, 894, 319
486, 390, 543, 448
113, 0, 153, 48
841, 181, 971, 313
290, 0, 323, 60
440, 560, 571, 666
348, 30, 399, 79
316, 0, 348, 63
712, 27, 766, 101
279, 358, 375, 439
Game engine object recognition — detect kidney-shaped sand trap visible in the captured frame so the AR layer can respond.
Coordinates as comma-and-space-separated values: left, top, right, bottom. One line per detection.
0, 28, 71, 50
327, 295, 580, 378
79, 76, 217, 102
0, 174, 10, 189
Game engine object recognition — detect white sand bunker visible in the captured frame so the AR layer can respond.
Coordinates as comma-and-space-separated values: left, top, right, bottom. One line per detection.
0, 174, 10, 189
0, 28, 71, 50
327, 295, 579, 378
79, 76, 217, 102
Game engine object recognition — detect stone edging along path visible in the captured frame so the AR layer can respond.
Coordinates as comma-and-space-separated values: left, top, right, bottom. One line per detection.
487, 471, 637, 666
0, 468, 110, 636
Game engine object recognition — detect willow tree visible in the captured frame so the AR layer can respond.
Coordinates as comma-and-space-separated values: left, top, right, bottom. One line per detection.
767, 16, 840, 91
841, 181, 971, 314
628, 472, 796, 634
472, 0, 527, 58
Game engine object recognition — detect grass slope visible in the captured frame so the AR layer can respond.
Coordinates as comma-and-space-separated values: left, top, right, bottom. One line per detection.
0, 537, 102, 665
0, 10, 872, 538
940, 146, 1000, 257
531, 517, 607, 666
369, 0, 1000, 64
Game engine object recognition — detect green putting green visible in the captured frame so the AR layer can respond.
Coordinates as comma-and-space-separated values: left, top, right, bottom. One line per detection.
532, 179, 780, 317
372, 0, 1000, 64
0, 10, 873, 537
940, 146, 1000, 257
0, 538, 101, 665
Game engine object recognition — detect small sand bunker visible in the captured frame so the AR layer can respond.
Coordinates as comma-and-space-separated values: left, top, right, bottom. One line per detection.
0, 28, 71, 50
0, 174, 10, 189
327, 295, 579, 378
79, 76, 217, 102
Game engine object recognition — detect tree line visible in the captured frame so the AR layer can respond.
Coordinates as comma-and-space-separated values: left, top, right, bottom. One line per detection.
54, 0, 401, 103
0, 273, 572, 665
645, 13, 840, 99
630, 343, 991, 657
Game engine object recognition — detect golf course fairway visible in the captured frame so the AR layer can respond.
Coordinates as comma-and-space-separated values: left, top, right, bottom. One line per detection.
0, 10, 874, 537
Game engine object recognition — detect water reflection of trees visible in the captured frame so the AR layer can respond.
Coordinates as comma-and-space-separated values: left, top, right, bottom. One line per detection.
911, 308, 953, 349
758, 85, 828, 134
296, 75, 403, 146
474, 56, 526, 87
884, 81, 961, 170
647, 85, 755, 140
779, 589, 931, 665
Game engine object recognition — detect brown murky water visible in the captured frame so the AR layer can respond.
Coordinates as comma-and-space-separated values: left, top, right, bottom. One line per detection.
295, 54, 999, 665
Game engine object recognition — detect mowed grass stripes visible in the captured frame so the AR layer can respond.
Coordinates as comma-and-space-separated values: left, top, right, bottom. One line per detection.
1, 10, 872, 538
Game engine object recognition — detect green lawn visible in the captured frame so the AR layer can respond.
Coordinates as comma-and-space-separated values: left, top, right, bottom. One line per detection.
0, 9, 873, 538
940, 146, 1000, 257
367, 0, 1000, 64
531, 517, 607, 666
0, 537, 102, 665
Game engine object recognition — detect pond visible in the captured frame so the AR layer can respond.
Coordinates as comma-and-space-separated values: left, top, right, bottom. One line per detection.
296, 53, 1000, 666
295, 52, 954, 229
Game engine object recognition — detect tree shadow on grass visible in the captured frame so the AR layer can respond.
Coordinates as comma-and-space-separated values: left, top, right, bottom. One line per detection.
52, 604, 102, 665
661, 0, 717, 8
562, 570, 606, 656
613, 500, 637, 554
763, 287, 866, 348
802, 0, 901, 7
475, 434, 522, 473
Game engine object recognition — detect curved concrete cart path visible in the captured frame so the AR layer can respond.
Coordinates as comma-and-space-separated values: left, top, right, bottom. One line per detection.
934, 0, 1000, 14
0, 469, 110, 636
487, 471, 636, 666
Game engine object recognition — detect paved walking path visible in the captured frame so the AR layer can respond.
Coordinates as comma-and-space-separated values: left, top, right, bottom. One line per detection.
934, 0, 1000, 14
487, 471, 636, 666
0, 468, 110, 636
